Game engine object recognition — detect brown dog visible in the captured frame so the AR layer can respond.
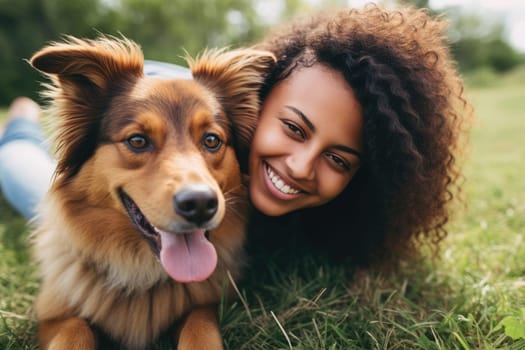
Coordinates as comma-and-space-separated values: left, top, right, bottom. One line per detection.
29, 36, 274, 349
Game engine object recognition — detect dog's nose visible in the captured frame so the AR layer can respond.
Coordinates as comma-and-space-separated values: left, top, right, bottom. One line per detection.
174, 185, 218, 226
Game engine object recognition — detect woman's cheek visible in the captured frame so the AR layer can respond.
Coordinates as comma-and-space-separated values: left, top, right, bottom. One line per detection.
254, 122, 285, 154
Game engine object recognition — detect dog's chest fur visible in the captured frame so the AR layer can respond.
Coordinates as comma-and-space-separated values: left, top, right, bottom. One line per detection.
32, 193, 245, 349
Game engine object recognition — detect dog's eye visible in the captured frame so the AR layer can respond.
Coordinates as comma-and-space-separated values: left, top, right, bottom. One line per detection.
201, 133, 222, 153
126, 134, 151, 152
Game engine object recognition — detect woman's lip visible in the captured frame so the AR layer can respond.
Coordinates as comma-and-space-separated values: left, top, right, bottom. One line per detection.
262, 161, 304, 200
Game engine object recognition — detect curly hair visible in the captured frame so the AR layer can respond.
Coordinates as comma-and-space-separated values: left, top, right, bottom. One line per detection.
252, 4, 472, 266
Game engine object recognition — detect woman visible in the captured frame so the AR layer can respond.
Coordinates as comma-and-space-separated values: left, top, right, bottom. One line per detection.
0, 4, 471, 266
247, 4, 471, 265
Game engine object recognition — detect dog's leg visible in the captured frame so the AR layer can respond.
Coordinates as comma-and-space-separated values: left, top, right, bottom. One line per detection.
39, 317, 96, 350
177, 305, 223, 350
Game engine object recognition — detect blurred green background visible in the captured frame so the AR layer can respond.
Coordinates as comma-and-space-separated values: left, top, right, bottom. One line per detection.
1, 1, 525, 348
0, 0, 524, 105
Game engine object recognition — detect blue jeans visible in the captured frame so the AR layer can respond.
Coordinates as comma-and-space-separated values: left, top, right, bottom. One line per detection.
0, 61, 191, 220
0, 118, 55, 220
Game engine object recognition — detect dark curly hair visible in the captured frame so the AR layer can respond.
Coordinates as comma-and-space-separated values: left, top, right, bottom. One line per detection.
249, 4, 472, 266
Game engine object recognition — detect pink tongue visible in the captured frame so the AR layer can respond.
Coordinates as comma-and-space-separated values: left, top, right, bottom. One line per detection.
159, 229, 217, 283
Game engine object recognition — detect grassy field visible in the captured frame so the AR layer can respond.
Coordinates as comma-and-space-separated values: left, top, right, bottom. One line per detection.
1, 68, 524, 349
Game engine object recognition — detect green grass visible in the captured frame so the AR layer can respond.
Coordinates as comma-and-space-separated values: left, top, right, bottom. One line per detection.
1, 67, 524, 349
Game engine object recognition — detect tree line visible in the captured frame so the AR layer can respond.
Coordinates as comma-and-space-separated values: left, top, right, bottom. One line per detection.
0, 0, 523, 105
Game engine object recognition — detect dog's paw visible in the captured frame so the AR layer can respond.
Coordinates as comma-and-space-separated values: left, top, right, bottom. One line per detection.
39, 318, 96, 350
177, 307, 223, 350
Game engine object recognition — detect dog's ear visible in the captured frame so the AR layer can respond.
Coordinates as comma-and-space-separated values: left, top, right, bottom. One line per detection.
31, 35, 143, 96
188, 49, 276, 173
30, 36, 144, 178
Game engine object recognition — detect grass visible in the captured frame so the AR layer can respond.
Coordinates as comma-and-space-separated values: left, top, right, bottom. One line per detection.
1, 67, 524, 349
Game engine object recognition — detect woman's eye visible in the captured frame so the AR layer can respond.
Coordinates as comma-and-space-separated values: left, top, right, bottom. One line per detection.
282, 120, 305, 139
125, 134, 151, 152
326, 153, 350, 171
202, 133, 223, 153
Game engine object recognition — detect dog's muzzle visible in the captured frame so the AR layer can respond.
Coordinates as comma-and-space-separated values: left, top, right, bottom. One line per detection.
118, 185, 221, 283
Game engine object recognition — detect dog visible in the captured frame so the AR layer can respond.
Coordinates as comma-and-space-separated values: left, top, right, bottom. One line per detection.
29, 36, 274, 349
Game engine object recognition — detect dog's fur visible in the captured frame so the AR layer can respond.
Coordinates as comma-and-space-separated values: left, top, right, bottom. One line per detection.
29, 37, 274, 349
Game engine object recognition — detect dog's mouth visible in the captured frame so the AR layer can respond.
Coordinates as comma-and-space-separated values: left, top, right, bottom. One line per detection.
118, 189, 217, 283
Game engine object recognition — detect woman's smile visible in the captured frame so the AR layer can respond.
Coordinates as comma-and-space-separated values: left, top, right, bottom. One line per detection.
263, 161, 303, 199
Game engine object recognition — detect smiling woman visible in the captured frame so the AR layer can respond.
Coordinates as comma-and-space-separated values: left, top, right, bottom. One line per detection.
246, 3, 473, 266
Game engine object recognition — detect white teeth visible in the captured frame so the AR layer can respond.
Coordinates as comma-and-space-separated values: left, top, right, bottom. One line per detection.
265, 164, 300, 195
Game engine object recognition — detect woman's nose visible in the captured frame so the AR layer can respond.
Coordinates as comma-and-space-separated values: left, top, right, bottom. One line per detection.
285, 149, 316, 181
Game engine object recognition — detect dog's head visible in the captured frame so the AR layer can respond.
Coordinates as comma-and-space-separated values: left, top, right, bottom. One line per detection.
30, 36, 274, 284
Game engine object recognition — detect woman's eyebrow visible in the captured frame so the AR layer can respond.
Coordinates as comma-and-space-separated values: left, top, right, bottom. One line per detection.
285, 105, 315, 132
